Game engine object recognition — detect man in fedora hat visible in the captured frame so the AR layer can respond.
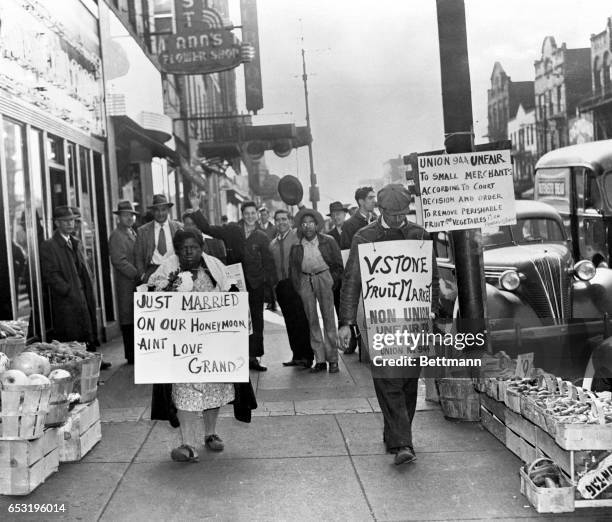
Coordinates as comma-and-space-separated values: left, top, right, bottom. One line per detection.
40, 206, 110, 369
109, 201, 139, 364
289, 208, 343, 373
135, 194, 182, 284
339, 184, 439, 465
327, 201, 349, 248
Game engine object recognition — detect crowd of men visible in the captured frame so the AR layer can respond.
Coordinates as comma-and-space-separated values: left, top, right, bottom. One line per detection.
40, 183, 436, 465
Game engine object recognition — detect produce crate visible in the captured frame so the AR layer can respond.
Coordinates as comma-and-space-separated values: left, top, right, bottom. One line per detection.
520, 394, 549, 433
437, 378, 480, 421
58, 400, 101, 462
0, 337, 26, 359
504, 386, 522, 413
0, 384, 51, 440
520, 458, 575, 513
45, 375, 74, 428
0, 427, 59, 495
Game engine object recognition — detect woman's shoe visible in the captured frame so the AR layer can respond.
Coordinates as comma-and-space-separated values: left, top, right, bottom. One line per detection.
309, 362, 327, 373
171, 444, 199, 462
205, 434, 225, 451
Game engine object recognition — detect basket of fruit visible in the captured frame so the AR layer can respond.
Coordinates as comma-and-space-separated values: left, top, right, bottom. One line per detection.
0, 320, 27, 358
26, 342, 100, 403
0, 351, 54, 439
45, 370, 74, 427
520, 457, 574, 513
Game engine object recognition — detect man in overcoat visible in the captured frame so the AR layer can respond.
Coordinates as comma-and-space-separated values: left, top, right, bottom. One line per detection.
134, 194, 182, 284
40, 206, 110, 369
188, 197, 277, 371
109, 201, 139, 364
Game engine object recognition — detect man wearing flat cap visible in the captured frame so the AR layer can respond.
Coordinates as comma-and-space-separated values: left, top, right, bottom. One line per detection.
109, 201, 139, 364
40, 206, 110, 369
134, 194, 182, 284
289, 208, 344, 373
339, 183, 439, 465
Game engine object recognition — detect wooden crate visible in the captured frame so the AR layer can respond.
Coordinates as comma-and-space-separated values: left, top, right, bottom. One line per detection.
0, 428, 59, 495
0, 384, 51, 440
520, 461, 575, 513
504, 387, 522, 413
58, 400, 101, 462
506, 428, 537, 464
480, 406, 506, 444
554, 423, 612, 451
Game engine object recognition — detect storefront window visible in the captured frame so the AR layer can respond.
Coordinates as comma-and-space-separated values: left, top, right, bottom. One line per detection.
48, 134, 67, 209
29, 129, 48, 241
3, 119, 31, 322
67, 142, 78, 207
78, 146, 97, 276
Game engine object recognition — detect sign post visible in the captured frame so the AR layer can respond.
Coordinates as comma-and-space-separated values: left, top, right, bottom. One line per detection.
436, 0, 486, 340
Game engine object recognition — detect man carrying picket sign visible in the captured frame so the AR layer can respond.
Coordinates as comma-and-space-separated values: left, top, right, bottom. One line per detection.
339, 184, 439, 466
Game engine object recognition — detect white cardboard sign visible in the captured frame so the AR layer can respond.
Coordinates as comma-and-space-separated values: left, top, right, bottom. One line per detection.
418, 150, 516, 231
358, 240, 433, 361
134, 292, 249, 384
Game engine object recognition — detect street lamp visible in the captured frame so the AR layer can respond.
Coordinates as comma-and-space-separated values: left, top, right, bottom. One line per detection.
301, 46, 319, 210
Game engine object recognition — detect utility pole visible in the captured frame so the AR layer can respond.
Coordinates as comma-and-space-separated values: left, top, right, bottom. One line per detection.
301, 46, 319, 209
436, 0, 486, 335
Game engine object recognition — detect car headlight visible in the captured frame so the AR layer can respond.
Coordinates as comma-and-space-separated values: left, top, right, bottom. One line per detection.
574, 260, 596, 281
499, 270, 521, 291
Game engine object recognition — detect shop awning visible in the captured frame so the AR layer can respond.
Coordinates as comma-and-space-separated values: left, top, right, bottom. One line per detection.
112, 115, 178, 161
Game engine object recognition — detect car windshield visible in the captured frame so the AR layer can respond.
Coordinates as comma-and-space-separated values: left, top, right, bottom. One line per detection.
482, 218, 565, 248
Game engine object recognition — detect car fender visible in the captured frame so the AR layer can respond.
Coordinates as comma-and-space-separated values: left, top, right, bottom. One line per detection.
573, 268, 612, 318
485, 284, 543, 328
453, 283, 543, 328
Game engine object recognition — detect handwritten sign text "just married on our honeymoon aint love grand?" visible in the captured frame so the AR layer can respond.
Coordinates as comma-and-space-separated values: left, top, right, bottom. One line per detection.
133, 292, 249, 384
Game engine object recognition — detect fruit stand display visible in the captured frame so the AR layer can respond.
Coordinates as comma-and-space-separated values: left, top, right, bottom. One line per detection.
0, 320, 28, 358
477, 355, 612, 511
0, 340, 102, 495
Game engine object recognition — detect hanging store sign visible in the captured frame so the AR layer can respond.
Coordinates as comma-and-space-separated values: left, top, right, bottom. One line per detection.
157, 0, 253, 75
417, 150, 516, 232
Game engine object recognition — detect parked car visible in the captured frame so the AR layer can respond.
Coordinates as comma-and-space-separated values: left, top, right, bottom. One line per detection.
435, 200, 612, 382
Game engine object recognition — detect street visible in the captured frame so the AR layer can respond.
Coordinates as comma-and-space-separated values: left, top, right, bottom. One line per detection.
1, 312, 608, 521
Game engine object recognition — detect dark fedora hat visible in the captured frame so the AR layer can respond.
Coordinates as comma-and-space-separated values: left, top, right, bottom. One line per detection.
327, 201, 349, 216
148, 194, 174, 209
113, 200, 139, 215
294, 208, 325, 231
53, 206, 77, 220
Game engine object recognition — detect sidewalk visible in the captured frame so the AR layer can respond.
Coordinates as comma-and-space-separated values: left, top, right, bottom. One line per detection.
0, 312, 607, 521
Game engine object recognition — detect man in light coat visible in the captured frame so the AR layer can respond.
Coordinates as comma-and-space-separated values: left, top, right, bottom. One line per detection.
109, 201, 139, 365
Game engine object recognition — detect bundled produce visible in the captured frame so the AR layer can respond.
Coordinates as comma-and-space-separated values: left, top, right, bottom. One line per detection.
0, 320, 26, 340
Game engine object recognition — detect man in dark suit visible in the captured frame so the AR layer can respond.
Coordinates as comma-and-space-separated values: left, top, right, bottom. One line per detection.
327, 201, 349, 248
134, 194, 183, 284
340, 186, 377, 250
109, 201, 139, 365
188, 197, 277, 371
339, 187, 377, 355
259, 206, 278, 311
40, 206, 110, 369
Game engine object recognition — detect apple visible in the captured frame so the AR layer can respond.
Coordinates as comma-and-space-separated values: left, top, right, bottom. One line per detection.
11, 352, 48, 376
0, 352, 9, 373
0, 369, 29, 386
48, 369, 71, 381
28, 374, 50, 385
38, 357, 51, 377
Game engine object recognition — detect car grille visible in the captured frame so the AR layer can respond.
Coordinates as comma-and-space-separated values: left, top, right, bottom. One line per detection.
518, 254, 571, 321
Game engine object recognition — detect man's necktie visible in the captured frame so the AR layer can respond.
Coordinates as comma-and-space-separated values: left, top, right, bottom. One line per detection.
158, 227, 167, 256
279, 237, 287, 280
